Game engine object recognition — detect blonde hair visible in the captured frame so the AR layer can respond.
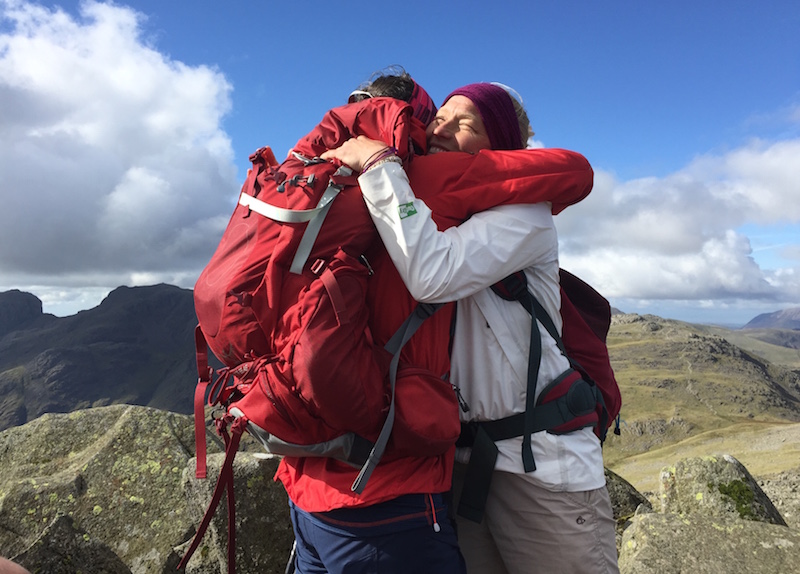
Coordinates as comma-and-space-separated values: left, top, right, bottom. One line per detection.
510, 95, 534, 147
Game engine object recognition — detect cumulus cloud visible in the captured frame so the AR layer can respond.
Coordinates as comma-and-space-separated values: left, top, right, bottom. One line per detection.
558, 138, 800, 309
0, 0, 238, 311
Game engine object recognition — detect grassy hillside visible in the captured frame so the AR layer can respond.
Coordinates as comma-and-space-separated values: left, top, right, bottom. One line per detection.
700, 325, 800, 370
603, 314, 800, 494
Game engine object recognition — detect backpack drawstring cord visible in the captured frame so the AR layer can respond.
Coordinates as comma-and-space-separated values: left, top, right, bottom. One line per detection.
428, 493, 441, 533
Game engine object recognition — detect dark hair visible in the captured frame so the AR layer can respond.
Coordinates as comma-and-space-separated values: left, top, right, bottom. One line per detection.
350, 66, 415, 102
351, 66, 438, 127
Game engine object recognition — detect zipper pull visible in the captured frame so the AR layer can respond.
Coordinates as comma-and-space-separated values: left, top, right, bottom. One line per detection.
359, 254, 374, 275
453, 385, 470, 413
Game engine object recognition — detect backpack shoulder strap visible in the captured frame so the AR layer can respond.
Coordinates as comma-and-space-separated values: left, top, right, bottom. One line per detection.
491, 271, 565, 352
457, 273, 543, 522
489, 271, 543, 473
459, 272, 604, 523
458, 272, 607, 523
350, 301, 444, 494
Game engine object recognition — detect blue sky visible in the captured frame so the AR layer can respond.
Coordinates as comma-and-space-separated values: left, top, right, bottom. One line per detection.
1, 0, 798, 326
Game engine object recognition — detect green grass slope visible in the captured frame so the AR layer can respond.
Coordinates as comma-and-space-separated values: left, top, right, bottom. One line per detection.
603, 314, 800, 494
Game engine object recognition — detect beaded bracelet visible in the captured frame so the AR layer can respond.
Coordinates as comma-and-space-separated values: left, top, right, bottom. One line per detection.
363, 155, 402, 173
362, 146, 400, 173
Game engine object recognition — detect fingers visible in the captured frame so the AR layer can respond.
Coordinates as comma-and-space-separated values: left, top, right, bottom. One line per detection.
320, 137, 387, 173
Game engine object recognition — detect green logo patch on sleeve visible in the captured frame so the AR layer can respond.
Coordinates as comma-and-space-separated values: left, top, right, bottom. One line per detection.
398, 202, 418, 219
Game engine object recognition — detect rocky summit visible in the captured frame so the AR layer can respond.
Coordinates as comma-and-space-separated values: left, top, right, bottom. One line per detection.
1, 405, 798, 573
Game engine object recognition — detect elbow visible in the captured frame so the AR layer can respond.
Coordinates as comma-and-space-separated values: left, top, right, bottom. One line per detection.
406, 282, 446, 304
403, 270, 458, 304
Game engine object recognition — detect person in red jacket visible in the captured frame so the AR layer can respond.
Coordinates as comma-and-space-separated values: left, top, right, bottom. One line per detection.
275, 72, 467, 574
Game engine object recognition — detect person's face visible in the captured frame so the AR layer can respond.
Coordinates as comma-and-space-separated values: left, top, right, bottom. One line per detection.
426, 95, 491, 154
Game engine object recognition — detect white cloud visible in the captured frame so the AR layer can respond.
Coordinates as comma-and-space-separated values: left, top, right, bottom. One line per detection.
780, 245, 800, 262
0, 1, 797, 324
558, 138, 800, 309
0, 0, 237, 308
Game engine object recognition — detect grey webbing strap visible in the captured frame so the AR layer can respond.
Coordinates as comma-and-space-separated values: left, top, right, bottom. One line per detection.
289, 183, 342, 274
289, 165, 353, 274
351, 303, 442, 494
238, 192, 330, 223
238, 164, 353, 275
237, 182, 342, 275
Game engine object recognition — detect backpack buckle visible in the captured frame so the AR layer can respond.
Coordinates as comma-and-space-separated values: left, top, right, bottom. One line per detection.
310, 258, 327, 275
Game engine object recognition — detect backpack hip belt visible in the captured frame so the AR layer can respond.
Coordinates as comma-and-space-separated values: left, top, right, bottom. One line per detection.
456, 367, 601, 448
454, 367, 603, 524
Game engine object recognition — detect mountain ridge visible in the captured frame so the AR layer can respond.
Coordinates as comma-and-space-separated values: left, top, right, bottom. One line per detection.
743, 306, 800, 330
0, 284, 199, 431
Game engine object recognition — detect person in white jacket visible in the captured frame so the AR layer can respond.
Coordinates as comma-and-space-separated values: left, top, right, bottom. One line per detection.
322, 82, 619, 574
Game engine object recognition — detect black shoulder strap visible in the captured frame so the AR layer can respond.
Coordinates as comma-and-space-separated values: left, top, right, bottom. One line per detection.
491, 271, 566, 353
490, 272, 547, 473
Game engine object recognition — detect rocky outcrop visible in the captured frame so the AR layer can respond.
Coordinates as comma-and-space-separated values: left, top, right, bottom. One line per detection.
0, 405, 295, 574
659, 454, 786, 525
0, 290, 49, 339
0, 406, 209, 573
3, 407, 799, 573
12, 515, 132, 574
619, 455, 800, 573
619, 511, 800, 573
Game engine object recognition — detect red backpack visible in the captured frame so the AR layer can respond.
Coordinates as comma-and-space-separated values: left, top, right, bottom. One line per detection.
180, 99, 462, 572
558, 268, 622, 433
190, 96, 463, 472
491, 268, 620, 440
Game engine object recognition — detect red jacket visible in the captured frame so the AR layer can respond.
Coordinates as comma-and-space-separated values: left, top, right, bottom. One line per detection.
275, 100, 594, 511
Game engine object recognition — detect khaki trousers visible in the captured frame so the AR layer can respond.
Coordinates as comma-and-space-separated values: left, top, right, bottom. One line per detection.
452, 463, 620, 574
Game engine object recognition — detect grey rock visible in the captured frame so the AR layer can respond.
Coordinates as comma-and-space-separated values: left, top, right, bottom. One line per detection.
0, 405, 209, 573
605, 468, 653, 550
659, 454, 787, 525
13, 514, 131, 574
5, 404, 799, 574
607, 467, 653, 521
619, 512, 800, 574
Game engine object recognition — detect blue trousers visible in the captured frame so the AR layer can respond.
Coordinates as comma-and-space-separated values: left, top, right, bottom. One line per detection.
289, 493, 466, 574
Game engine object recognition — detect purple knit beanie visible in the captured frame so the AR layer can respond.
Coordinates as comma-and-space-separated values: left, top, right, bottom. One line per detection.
444, 83, 522, 150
